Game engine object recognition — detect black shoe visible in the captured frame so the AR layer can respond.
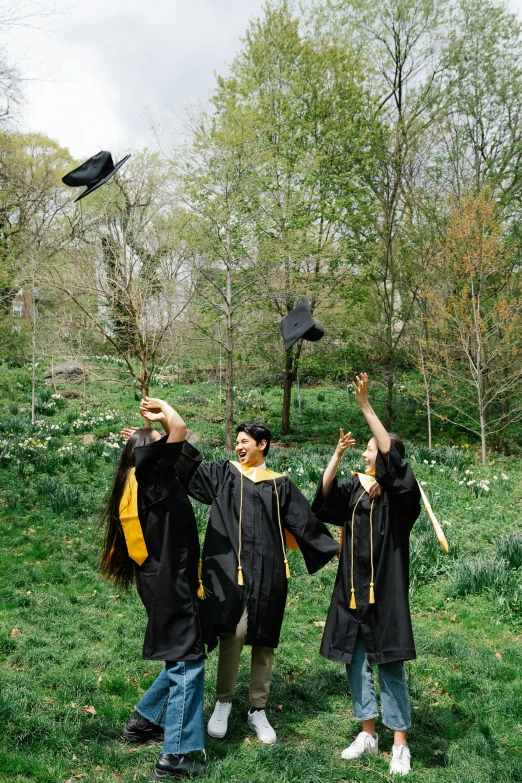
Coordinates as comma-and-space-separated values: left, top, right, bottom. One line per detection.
121, 710, 164, 745
151, 753, 207, 780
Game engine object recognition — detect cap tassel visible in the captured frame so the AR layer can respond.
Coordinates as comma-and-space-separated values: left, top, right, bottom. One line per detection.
197, 558, 209, 600
237, 565, 244, 586
349, 588, 357, 609
284, 558, 291, 579
369, 582, 375, 604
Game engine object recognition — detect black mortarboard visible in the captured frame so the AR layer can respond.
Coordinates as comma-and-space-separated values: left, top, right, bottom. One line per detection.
279, 299, 325, 351
62, 151, 131, 202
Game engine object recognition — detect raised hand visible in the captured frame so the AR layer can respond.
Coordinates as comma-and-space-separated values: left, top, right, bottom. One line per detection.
139, 402, 166, 424
336, 428, 356, 458
141, 397, 186, 443
141, 396, 165, 413
352, 373, 370, 409
121, 427, 139, 442
352, 372, 391, 456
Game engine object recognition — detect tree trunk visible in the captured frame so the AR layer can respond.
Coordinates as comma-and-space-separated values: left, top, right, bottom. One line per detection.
480, 409, 487, 466
225, 345, 234, 451
425, 376, 432, 450
225, 243, 234, 451
281, 350, 294, 435
385, 354, 394, 431
140, 376, 150, 398
31, 272, 37, 427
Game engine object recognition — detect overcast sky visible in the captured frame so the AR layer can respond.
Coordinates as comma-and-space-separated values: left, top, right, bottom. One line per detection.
6, 0, 266, 158
5, 0, 522, 160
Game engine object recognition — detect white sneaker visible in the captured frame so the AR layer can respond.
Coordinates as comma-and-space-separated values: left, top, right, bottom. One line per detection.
389, 744, 411, 775
207, 701, 232, 738
247, 709, 277, 744
341, 731, 379, 759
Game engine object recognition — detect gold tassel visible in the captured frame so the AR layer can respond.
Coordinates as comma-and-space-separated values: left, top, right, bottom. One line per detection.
349, 588, 357, 609
237, 566, 244, 586
197, 580, 208, 599
284, 559, 291, 579
197, 558, 209, 599
369, 582, 375, 604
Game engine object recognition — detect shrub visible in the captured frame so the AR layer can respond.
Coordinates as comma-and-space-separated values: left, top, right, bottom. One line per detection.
449, 557, 512, 597
409, 443, 473, 470
48, 485, 83, 514
410, 513, 450, 591
0, 417, 26, 434
495, 533, 522, 570
37, 476, 61, 496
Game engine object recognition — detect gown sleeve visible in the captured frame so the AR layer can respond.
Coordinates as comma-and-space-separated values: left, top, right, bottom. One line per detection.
175, 440, 230, 506
134, 436, 183, 485
281, 479, 340, 574
133, 436, 184, 511
375, 444, 421, 529
311, 474, 358, 526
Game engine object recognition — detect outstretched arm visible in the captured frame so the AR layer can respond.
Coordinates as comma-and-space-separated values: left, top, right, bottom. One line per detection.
352, 373, 390, 456
321, 429, 355, 497
139, 402, 170, 434
141, 397, 187, 443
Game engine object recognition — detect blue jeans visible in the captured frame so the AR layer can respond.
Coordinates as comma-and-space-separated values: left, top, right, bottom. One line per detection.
136, 659, 205, 755
346, 632, 411, 731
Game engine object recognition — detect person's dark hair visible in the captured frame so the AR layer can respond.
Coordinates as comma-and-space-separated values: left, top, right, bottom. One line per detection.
236, 422, 272, 456
389, 433, 405, 459
100, 428, 157, 590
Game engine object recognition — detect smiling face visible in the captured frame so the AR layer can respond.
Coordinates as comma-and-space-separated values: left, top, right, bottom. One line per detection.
235, 431, 267, 468
362, 437, 378, 474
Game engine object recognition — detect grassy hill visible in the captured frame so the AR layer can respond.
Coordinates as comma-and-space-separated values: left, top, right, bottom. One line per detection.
1, 362, 521, 783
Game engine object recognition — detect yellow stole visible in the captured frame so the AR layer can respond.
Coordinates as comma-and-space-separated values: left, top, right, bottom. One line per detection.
350, 470, 449, 552
119, 469, 148, 566
229, 461, 298, 582
229, 461, 284, 483
228, 461, 298, 550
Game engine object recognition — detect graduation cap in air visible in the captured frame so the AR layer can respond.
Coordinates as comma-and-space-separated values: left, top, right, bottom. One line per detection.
62, 151, 131, 202
279, 299, 325, 351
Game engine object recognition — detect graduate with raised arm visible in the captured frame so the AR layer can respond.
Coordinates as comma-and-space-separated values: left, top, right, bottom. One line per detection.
102, 402, 207, 781
313, 373, 421, 777
141, 400, 339, 746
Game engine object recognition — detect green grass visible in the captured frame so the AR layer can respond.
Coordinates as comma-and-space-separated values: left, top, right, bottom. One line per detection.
1, 362, 522, 782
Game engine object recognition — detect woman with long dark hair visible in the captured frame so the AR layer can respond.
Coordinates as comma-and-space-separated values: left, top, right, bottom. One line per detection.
100, 402, 207, 781
313, 374, 421, 777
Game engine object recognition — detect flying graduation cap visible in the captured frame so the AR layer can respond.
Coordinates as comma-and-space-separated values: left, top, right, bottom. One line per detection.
279, 299, 325, 351
62, 150, 131, 202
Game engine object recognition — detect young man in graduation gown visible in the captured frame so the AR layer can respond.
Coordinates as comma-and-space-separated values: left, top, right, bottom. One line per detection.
151, 413, 340, 745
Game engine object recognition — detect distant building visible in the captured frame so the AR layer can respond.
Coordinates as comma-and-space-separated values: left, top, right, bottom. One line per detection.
12, 285, 39, 320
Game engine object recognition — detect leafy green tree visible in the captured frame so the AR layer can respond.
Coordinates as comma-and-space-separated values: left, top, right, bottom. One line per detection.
318, 0, 448, 428
440, 0, 522, 211
175, 98, 263, 449
221, 0, 375, 433
0, 131, 73, 361
48, 151, 192, 396
425, 191, 522, 464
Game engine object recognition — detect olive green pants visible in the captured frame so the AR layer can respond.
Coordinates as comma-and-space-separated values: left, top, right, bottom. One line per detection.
215, 608, 275, 708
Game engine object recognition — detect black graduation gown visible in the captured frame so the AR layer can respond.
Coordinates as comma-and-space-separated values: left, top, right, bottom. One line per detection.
176, 442, 340, 650
312, 444, 421, 666
133, 438, 205, 662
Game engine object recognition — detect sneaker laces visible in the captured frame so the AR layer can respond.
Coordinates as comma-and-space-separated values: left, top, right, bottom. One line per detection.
393, 745, 409, 764
215, 702, 230, 720
352, 732, 373, 750
253, 710, 270, 727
